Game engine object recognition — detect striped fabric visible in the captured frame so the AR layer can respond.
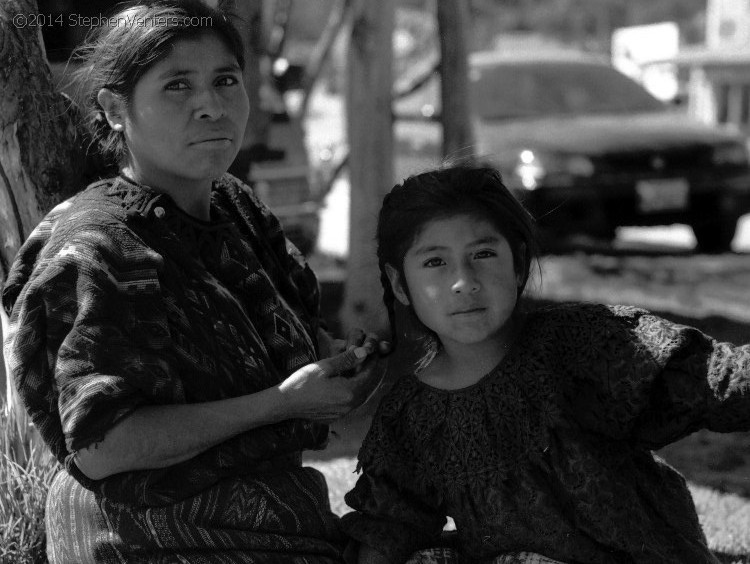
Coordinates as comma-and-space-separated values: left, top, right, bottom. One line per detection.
3, 174, 343, 562
403, 549, 565, 564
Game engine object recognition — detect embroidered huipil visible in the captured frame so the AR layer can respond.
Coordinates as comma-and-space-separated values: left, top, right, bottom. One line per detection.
342, 303, 750, 564
3, 174, 344, 562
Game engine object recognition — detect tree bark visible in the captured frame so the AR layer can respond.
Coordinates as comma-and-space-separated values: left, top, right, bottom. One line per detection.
1, 1, 85, 404
341, 0, 394, 333
0, 1, 83, 287
436, 0, 475, 161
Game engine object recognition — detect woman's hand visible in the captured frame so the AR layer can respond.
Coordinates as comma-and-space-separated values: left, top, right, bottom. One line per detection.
74, 331, 390, 480
278, 331, 390, 422
318, 327, 390, 359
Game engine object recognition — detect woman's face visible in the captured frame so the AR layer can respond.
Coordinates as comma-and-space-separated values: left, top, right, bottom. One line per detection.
388, 213, 521, 352
116, 33, 249, 191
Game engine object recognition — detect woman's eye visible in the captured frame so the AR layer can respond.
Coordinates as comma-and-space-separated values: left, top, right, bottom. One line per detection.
423, 257, 445, 268
165, 80, 189, 91
216, 75, 240, 87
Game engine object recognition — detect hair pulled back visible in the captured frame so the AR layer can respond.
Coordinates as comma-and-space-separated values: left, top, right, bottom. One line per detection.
376, 164, 539, 347
72, 0, 245, 165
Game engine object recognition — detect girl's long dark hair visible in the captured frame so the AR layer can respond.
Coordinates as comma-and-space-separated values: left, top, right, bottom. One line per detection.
376, 164, 540, 349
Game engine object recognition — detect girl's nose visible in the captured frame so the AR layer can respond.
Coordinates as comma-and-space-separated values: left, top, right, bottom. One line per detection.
194, 89, 225, 120
451, 265, 480, 294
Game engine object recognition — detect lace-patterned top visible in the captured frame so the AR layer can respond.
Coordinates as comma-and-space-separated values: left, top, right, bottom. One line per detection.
341, 303, 750, 563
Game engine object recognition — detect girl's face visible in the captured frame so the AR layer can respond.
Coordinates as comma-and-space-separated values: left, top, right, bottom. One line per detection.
100, 33, 249, 192
387, 214, 521, 352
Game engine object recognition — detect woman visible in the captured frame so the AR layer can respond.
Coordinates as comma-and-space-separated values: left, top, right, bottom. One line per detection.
2, 2, 385, 562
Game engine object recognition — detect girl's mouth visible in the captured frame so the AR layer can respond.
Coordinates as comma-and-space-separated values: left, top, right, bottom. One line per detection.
452, 307, 485, 316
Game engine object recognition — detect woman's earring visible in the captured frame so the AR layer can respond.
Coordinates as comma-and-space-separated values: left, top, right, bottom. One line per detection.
112, 123, 124, 132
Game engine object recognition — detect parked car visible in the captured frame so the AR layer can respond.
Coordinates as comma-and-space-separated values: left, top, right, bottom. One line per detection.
396, 50, 750, 252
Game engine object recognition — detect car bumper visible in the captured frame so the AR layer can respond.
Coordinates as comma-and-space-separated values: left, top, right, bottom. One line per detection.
513, 170, 750, 233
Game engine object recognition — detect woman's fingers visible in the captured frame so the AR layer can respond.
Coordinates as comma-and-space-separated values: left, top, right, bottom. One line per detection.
345, 328, 366, 350
360, 333, 378, 354
330, 345, 372, 372
325, 333, 391, 376
346, 355, 387, 407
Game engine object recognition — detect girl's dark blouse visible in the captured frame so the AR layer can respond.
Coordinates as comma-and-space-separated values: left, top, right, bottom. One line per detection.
342, 303, 750, 563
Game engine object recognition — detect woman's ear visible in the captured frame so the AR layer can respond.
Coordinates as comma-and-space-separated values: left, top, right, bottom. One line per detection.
97, 88, 126, 132
385, 264, 410, 306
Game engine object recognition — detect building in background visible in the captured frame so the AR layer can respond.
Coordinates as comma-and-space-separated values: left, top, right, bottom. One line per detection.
658, 0, 750, 134
611, 21, 680, 102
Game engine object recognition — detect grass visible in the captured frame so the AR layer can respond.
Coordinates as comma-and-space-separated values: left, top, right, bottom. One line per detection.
0, 398, 60, 564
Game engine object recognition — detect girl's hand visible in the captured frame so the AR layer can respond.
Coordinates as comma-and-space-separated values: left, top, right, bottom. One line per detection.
277, 335, 390, 422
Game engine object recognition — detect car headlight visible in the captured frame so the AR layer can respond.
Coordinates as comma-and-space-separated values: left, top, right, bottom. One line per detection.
712, 142, 749, 166
513, 149, 595, 190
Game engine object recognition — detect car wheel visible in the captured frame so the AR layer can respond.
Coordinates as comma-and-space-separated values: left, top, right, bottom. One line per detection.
691, 216, 737, 253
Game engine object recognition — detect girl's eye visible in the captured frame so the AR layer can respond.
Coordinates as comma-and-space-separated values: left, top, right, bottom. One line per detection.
216, 75, 240, 87
165, 80, 189, 91
474, 249, 498, 259
423, 257, 445, 268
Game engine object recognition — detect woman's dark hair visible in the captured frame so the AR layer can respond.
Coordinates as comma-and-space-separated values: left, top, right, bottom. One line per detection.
376, 164, 540, 347
72, 0, 245, 165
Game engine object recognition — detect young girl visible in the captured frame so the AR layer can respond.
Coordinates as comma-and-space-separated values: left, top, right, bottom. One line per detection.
341, 165, 750, 564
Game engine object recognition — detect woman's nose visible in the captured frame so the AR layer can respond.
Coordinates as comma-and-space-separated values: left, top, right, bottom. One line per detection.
194, 89, 225, 120
451, 264, 480, 294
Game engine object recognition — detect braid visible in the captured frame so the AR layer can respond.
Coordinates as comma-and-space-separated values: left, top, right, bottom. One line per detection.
377, 190, 399, 346
379, 263, 398, 347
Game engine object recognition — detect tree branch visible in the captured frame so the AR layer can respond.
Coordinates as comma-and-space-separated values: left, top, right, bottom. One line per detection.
297, 0, 353, 119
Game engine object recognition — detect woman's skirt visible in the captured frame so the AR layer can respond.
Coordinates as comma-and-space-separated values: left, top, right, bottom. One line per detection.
404, 548, 567, 564
45, 468, 345, 563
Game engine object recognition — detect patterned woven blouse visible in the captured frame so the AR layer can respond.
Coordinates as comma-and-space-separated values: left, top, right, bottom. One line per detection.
3, 174, 344, 563
342, 303, 750, 564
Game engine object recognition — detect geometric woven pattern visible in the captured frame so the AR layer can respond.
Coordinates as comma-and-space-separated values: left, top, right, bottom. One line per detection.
3, 174, 338, 561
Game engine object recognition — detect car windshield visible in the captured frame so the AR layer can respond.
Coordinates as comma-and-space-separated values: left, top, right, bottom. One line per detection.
471, 61, 666, 120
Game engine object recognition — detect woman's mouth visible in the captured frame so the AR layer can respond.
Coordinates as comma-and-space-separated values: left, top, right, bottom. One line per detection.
192, 138, 232, 145
451, 307, 486, 316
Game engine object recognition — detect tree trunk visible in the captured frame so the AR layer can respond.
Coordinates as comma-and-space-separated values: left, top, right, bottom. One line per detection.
341, 0, 394, 333
0, 0, 83, 287
437, 0, 475, 161
297, 0, 353, 119
1, 0, 85, 404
